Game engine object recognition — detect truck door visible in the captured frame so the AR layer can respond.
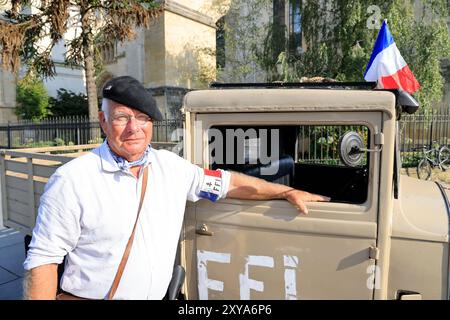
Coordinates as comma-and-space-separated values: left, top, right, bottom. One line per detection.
183, 111, 383, 299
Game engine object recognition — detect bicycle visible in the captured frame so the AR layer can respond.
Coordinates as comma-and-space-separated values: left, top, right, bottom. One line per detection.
416, 144, 450, 180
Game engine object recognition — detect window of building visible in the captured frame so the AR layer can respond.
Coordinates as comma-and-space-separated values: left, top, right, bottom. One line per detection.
288, 0, 302, 56
99, 41, 117, 64
273, 0, 303, 57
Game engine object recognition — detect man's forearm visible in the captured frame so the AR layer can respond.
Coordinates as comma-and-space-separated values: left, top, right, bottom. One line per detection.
226, 172, 330, 214
226, 172, 293, 200
23, 264, 58, 300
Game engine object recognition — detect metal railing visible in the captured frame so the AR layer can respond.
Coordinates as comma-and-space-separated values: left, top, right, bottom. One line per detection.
0, 116, 183, 149
297, 125, 368, 166
399, 111, 450, 166
1, 111, 450, 168
400, 113, 450, 150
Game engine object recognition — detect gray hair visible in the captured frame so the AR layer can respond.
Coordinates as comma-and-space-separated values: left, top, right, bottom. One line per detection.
101, 98, 111, 120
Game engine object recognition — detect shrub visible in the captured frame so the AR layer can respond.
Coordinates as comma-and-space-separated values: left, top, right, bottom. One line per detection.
54, 138, 65, 146
88, 137, 104, 144
48, 88, 89, 117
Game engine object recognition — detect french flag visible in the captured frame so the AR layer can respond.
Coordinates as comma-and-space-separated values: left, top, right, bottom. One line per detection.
364, 20, 420, 94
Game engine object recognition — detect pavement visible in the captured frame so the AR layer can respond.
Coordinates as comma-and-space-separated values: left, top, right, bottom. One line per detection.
0, 227, 26, 300
401, 166, 450, 186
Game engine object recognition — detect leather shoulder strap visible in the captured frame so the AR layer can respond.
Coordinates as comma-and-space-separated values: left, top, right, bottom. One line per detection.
107, 166, 149, 300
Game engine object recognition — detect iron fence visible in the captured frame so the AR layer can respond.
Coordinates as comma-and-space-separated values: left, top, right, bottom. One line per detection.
1, 112, 450, 168
296, 125, 369, 166
153, 118, 183, 143
290, 112, 450, 167
0, 116, 183, 149
294, 113, 450, 167
399, 111, 450, 166
400, 114, 450, 151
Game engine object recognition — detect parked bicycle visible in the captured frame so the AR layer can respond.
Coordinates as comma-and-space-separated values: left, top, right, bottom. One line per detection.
416, 143, 450, 180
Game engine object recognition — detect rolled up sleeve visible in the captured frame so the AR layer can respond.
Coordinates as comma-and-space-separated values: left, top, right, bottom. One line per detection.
23, 174, 81, 271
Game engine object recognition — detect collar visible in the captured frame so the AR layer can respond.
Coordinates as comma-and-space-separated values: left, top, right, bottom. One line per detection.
99, 140, 153, 173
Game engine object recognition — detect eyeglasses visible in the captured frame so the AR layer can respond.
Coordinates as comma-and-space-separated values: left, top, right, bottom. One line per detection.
110, 113, 152, 127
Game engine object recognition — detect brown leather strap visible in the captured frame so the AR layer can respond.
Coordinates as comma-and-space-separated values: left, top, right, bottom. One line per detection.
107, 166, 149, 300
56, 291, 88, 300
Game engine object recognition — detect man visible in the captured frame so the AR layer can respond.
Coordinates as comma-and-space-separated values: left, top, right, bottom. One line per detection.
23, 76, 329, 300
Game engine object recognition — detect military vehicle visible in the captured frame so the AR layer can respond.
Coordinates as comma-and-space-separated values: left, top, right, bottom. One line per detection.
180, 82, 448, 300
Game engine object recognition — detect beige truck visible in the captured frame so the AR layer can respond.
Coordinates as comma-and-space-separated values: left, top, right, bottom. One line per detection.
1, 84, 449, 300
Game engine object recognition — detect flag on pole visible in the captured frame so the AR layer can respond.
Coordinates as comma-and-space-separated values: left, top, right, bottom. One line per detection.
364, 20, 420, 94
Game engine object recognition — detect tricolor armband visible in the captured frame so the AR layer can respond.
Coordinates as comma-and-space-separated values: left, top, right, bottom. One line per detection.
199, 169, 222, 202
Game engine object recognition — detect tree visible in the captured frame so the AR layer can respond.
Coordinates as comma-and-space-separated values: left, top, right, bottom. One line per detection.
48, 88, 89, 117
16, 75, 50, 120
216, 0, 450, 113
0, 0, 162, 121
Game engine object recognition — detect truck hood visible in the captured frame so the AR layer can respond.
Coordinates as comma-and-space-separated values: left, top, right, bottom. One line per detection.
392, 175, 450, 243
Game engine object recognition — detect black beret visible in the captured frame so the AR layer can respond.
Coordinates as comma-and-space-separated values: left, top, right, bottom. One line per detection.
102, 76, 163, 121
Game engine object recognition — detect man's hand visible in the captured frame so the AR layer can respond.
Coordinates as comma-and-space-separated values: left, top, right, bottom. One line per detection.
227, 172, 330, 215
282, 189, 330, 215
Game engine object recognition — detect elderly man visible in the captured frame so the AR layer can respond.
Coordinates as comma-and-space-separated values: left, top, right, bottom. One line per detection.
23, 76, 329, 300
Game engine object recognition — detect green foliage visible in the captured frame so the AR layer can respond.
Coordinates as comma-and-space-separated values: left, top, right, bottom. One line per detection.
220, 1, 449, 114
48, 89, 89, 117
401, 151, 422, 167
274, 0, 450, 114
54, 137, 65, 146
257, 20, 287, 81
88, 137, 104, 144
13, 137, 75, 148
382, 0, 450, 114
302, 125, 369, 166
15, 76, 51, 120
214, 0, 272, 82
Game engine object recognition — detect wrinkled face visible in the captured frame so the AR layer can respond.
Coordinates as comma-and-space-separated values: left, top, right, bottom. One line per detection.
99, 100, 153, 162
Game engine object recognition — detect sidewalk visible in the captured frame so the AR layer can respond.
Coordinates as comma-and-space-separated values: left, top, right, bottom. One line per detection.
0, 227, 26, 300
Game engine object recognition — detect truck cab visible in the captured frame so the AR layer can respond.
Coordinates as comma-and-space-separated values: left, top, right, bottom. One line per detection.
180, 83, 450, 300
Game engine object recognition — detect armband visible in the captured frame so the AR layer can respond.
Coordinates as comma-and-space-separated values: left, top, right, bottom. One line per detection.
199, 169, 222, 202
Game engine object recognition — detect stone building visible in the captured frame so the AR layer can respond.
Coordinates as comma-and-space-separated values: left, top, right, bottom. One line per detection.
97, 0, 222, 119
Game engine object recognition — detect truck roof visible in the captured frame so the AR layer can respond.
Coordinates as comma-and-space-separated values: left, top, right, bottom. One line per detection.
183, 88, 396, 118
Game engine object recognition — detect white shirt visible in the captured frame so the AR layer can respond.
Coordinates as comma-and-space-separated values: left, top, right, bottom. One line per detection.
23, 141, 231, 299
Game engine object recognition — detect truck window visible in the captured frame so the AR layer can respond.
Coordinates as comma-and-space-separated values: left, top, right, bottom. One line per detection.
209, 125, 370, 204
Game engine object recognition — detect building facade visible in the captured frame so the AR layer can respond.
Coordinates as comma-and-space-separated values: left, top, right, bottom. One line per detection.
97, 0, 222, 119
